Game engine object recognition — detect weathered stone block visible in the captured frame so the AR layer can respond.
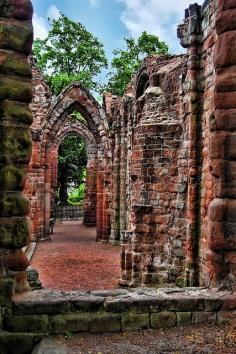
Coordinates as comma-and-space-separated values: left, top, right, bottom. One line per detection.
0, 193, 29, 217
0, 19, 33, 54
122, 313, 149, 331
0, 100, 33, 125
216, 66, 236, 92
218, 0, 236, 12
50, 314, 89, 333
4, 315, 49, 333
163, 298, 204, 311
215, 31, 236, 68
13, 299, 71, 315
204, 299, 223, 313
4, 249, 29, 271
207, 221, 225, 251
0, 76, 32, 102
214, 109, 236, 131
176, 312, 192, 326
70, 296, 104, 312
208, 198, 226, 222
0, 0, 33, 20
192, 311, 216, 324
105, 298, 133, 312
0, 127, 31, 163
215, 92, 236, 109
209, 133, 226, 159
0, 278, 13, 305
216, 9, 236, 35
90, 314, 121, 333
0, 332, 44, 354
151, 311, 176, 329
0, 217, 29, 248
217, 310, 236, 326
0, 164, 26, 190
0, 50, 31, 77
225, 135, 236, 160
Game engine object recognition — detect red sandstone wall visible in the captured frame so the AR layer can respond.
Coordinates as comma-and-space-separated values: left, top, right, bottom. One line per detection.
200, 0, 236, 289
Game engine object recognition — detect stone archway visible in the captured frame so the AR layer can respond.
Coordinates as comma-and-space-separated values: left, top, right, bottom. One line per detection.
44, 118, 98, 235
25, 81, 112, 242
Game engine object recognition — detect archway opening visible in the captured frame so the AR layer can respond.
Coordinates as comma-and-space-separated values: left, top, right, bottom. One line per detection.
56, 133, 88, 224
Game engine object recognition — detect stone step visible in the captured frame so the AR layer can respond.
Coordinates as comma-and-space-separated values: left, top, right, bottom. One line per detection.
7, 287, 235, 336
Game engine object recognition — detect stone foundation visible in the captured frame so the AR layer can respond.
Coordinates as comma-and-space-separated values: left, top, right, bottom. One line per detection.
0, 287, 235, 353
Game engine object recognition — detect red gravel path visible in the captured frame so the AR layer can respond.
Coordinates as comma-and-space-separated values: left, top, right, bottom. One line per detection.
31, 221, 121, 291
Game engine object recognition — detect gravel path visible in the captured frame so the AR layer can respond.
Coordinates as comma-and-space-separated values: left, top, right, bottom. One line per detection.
33, 324, 236, 354
30, 221, 121, 291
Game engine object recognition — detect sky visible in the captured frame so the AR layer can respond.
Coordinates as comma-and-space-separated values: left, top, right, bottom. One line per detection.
31, 0, 197, 59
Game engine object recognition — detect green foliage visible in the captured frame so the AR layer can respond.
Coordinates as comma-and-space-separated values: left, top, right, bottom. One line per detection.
105, 31, 169, 96
57, 134, 87, 204
68, 183, 86, 205
58, 134, 87, 187
33, 13, 108, 95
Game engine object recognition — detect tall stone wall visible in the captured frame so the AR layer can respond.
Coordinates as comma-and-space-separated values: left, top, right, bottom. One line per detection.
112, 0, 236, 290
0, 0, 33, 301
23, 62, 52, 240
200, 0, 236, 289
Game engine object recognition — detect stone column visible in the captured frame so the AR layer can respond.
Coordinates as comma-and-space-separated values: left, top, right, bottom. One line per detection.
0, 0, 33, 297
178, 3, 202, 286
205, 0, 236, 289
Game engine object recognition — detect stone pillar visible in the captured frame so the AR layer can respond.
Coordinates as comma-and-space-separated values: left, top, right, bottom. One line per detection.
0, 0, 33, 296
43, 147, 52, 239
110, 117, 121, 241
83, 160, 97, 227
204, 0, 236, 289
178, 3, 202, 286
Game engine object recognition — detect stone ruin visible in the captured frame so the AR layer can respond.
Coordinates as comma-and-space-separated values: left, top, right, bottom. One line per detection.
0, 0, 235, 351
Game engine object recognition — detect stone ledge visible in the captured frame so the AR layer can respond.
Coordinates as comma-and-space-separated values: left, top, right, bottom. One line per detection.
3, 287, 233, 342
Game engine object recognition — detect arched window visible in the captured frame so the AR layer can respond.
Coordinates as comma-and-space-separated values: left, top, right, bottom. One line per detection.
136, 73, 150, 99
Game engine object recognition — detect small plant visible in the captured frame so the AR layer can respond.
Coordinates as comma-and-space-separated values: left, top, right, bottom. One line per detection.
64, 331, 74, 339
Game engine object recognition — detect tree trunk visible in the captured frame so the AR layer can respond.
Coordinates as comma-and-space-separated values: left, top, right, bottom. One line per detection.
59, 165, 68, 205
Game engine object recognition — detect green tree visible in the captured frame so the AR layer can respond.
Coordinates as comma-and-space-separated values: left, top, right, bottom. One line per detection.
33, 13, 108, 95
105, 31, 169, 96
58, 134, 87, 205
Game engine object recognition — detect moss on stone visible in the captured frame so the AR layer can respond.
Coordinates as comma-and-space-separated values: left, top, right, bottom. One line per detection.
0, 51, 31, 77
0, 193, 29, 217
0, 20, 33, 55
5, 315, 49, 333
0, 100, 33, 125
0, 164, 26, 190
50, 314, 89, 334
122, 313, 150, 331
0, 127, 31, 163
0, 76, 32, 102
151, 311, 176, 329
0, 217, 29, 248
176, 312, 192, 326
0, 278, 14, 305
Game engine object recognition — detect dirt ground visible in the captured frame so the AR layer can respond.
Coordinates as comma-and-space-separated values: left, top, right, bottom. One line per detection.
49, 324, 236, 354
30, 221, 121, 291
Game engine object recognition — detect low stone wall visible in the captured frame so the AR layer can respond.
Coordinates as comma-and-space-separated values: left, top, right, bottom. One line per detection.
0, 287, 235, 353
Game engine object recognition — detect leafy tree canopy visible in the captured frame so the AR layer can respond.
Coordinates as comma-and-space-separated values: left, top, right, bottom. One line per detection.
104, 31, 169, 97
33, 13, 108, 95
